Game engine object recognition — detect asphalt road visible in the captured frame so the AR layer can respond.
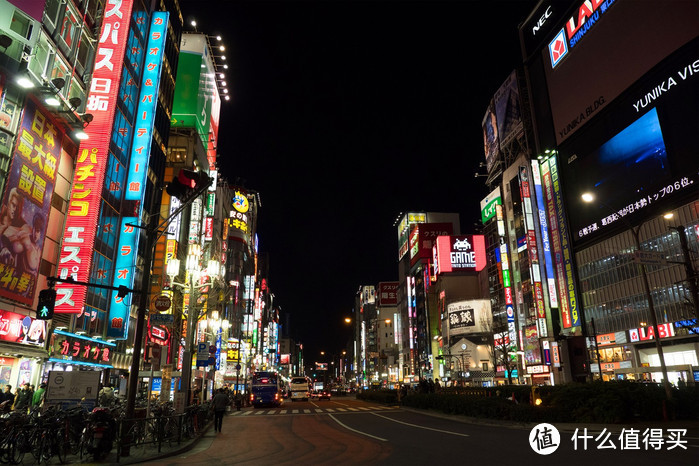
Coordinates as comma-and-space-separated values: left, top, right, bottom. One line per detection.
145, 397, 699, 466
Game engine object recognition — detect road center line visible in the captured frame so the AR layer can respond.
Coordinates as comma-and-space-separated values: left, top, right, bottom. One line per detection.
328, 414, 388, 442
370, 412, 470, 437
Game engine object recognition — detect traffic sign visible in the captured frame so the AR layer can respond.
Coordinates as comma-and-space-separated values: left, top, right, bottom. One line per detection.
151, 313, 174, 326
633, 251, 667, 266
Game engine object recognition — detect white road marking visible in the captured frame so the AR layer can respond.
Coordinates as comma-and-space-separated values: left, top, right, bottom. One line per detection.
328, 414, 387, 442
370, 412, 470, 437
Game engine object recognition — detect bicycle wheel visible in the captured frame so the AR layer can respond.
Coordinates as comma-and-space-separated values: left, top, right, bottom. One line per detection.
56, 429, 69, 464
9, 431, 26, 465
38, 434, 52, 464
79, 431, 92, 462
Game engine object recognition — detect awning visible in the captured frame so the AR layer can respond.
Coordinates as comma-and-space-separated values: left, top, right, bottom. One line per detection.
0, 341, 49, 359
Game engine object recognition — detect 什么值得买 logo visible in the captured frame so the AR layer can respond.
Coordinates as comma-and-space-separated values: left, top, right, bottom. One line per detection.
549, 29, 568, 68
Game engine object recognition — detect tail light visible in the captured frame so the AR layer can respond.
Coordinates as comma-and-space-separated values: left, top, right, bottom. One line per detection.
250, 394, 254, 402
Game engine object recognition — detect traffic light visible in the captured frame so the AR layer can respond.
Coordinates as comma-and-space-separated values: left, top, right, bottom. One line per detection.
36, 289, 56, 320
166, 169, 211, 201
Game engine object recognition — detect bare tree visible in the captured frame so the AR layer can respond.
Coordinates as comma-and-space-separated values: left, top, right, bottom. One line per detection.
481, 312, 517, 384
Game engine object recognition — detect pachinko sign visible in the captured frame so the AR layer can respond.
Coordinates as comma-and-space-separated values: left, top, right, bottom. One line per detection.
108, 11, 168, 339
55, 0, 134, 314
0, 98, 61, 305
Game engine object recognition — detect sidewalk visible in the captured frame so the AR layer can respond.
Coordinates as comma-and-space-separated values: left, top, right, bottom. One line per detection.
56, 415, 217, 464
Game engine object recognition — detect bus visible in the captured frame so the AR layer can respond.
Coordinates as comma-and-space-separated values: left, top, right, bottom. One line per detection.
250, 371, 283, 408
288, 376, 311, 401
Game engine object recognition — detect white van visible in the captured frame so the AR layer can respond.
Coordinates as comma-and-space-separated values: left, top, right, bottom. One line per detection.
289, 376, 311, 401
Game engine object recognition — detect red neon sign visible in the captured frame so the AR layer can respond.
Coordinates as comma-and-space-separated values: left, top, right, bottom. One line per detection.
434, 235, 487, 274
55, 0, 134, 313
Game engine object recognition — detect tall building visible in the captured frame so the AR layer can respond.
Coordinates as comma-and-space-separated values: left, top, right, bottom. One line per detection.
517, 0, 698, 384
0, 0, 185, 399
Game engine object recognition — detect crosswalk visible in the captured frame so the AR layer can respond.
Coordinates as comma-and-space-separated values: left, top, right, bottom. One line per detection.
230, 405, 397, 416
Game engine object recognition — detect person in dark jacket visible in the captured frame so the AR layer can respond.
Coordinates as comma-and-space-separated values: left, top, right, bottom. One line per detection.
13, 383, 32, 413
211, 389, 230, 433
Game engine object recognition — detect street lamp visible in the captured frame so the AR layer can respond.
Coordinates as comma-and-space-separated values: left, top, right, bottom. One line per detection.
166, 247, 220, 407
582, 192, 672, 400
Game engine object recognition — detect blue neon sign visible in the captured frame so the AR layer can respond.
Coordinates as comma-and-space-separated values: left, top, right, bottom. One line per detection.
108, 12, 169, 339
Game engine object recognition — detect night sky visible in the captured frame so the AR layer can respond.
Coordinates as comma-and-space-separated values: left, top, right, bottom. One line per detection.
180, 0, 538, 356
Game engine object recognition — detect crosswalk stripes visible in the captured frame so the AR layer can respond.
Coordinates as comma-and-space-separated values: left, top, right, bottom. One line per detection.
229, 406, 395, 417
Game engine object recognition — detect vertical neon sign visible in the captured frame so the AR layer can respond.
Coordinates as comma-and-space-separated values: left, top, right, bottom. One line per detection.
531, 161, 558, 309
108, 12, 169, 338
55, 0, 134, 314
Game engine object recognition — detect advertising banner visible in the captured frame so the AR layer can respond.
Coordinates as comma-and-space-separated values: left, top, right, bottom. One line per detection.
434, 235, 487, 274
171, 34, 214, 148
108, 11, 169, 339
377, 282, 399, 307
494, 70, 523, 147
0, 309, 46, 346
0, 98, 61, 304
548, 157, 580, 327
481, 100, 499, 173
447, 300, 491, 336
480, 187, 501, 224
541, 159, 574, 329
49, 330, 115, 367
523, 325, 542, 365
409, 222, 453, 265
543, 0, 697, 145
55, 0, 134, 314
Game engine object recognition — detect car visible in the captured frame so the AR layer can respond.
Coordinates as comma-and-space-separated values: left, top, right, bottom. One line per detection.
316, 390, 331, 400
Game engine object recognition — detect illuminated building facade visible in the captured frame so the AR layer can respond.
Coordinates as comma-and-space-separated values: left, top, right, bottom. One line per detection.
519, 0, 699, 384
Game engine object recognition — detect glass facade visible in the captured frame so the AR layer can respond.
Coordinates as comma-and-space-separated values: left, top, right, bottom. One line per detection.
577, 203, 699, 335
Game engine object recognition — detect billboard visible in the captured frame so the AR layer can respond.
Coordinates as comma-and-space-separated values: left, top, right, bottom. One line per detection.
228, 187, 250, 244
396, 212, 426, 260
433, 235, 486, 275
108, 12, 168, 339
55, 0, 134, 314
493, 70, 523, 147
447, 300, 492, 336
171, 34, 215, 148
0, 98, 62, 304
377, 282, 399, 307
0, 309, 46, 346
542, 0, 698, 144
409, 222, 453, 265
481, 100, 499, 173
559, 38, 699, 246
480, 187, 501, 224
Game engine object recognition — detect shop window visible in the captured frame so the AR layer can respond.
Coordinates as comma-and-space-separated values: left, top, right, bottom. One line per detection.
76, 30, 94, 73
59, 3, 79, 50
27, 32, 54, 80
10, 9, 32, 41
43, 0, 62, 31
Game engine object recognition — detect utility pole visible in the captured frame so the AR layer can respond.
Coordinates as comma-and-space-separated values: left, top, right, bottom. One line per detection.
669, 226, 699, 324
122, 177, 211, 456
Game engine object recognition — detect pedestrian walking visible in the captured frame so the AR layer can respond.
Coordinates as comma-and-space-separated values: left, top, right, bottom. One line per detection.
212, 389, 230, 433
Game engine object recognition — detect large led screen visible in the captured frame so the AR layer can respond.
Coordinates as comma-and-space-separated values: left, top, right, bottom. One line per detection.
560, 37, 699, 246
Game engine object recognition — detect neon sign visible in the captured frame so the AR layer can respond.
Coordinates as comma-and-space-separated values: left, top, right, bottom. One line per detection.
434, 235, 486, 274
55, 0, 134, 314
108, 11, 169, 338
549, 0, 617, 68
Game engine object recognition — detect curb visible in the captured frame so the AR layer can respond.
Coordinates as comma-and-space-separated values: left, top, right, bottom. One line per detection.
117, 420, 214, 464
